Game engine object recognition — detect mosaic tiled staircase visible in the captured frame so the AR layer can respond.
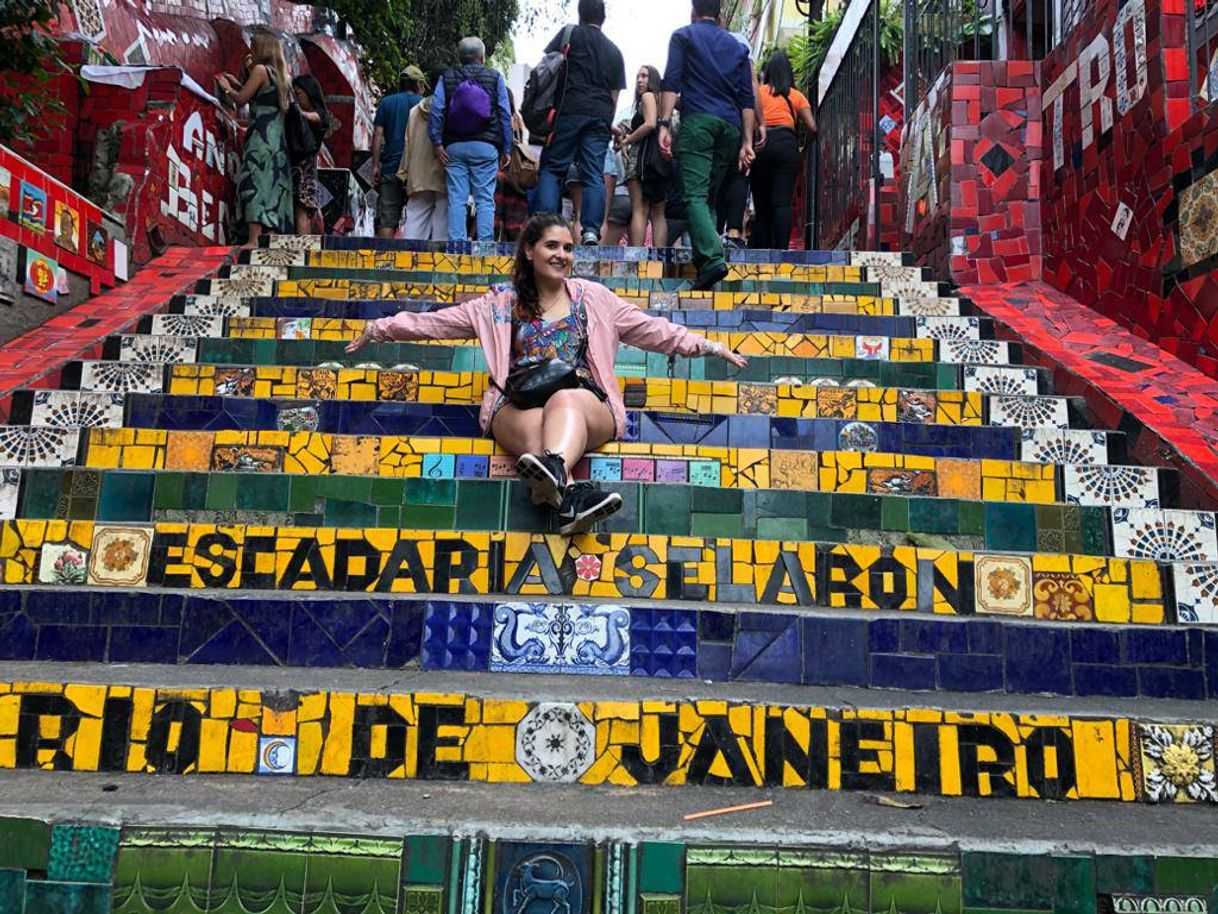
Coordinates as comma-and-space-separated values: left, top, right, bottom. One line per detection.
1, 236, 1217, 862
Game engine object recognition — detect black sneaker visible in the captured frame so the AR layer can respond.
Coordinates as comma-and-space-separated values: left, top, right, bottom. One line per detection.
691, 262, 730, 291
557, 482, 623, 535
516, 452, 567, 508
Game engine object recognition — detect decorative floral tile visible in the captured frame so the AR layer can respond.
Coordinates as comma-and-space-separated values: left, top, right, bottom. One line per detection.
897, 297, 961, 316
0, 426, 79, 467
38, 540, 89, 585
150, 314, 225, 337
884, 280, 944, 300
118, 334, 197, 364
1031, 571, 1095, 621
214, 367, 256, 397
854, 335, 889, 360
1136, 724, 1217, 804
1064, 464, 1159, 508
210, 269, 279, 297
180, 295, 250, 318
515, 702, 596, 783
1111, 508, 1218, 562
914, 316, 981, 340
490, 602, 630, 675
249, 247, 305, 266
846, 378, 876, 387
974, 554, 1034, 616
865, 264, 924, 282
30, 391, 125, 429
276, 405, 320, 432
87, 525, 153, 586
1021, 429, 1109, 465
1170, 563, 1218, 623
79, 361, 163, 394
267, 234, 320, 251
990, 396, 1069, 429
964, 365, 1039, 396
850, 251, 906, 266
940, 339, 1011, 364
0, 468, 19, 519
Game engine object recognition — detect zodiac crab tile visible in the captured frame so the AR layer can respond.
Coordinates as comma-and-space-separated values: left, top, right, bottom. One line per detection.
964, 365, 1039, 396
150, 314, 225, 338
1169, 563, 1218, 623
1065, 465, 1159, 508
1021, 429, 1108, 465
30, 391, 124, 429
1111, 509, 1218, 562
939, 339, 1011, 364
915, 316, 981, 341
118, 335, 197, 364
991, 396, 1070, 429
490, 602, 631, 675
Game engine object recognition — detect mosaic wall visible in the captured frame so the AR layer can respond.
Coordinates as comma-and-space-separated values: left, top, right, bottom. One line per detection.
2, 818, 1216, 914
0, 679, 1212, 802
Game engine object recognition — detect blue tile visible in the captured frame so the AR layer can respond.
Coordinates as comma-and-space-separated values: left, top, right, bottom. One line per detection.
0, 610, 35, 660
108, 626, 178, 664
421, 601, 491, 671
900, 618, 968, 654
1137, 666, 1207, 700
1206, 631, 1218, 698
871, 653, 936, 690
695, 642, 730, 681
180, 598, 285, 665
1004, 627, 1072, 694
966, 619, 1004, 654
35, 625, 106, 662
730, 617, 801, 683
630, 608, 697, 678
1074, 664, 1138, 697
802, 617, 869, 686
1187, 627, 1204, 667
1126, 628, 1189, 665
1071, 627, 1121, 664
385, 601, 426, 667
88, 591, 165, 626
869, 618, 899, 653
937, 653, 1005, 692
698, 610, 735, 642
25, 590, 90, 625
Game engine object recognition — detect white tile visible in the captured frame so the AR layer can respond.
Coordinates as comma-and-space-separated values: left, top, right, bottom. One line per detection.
0, 468, 19, 519
939, 339, 1012, 365
209, 269, 278, 298
850, 251, 905, 266
1021, 429, 1109, 465
854, 335, 889, 360
490, 602, 630, 675
1170, 563, 1218, 623
0, 426, 79, 467
30, 391, 124, 429
896, 297, 962, 316
118, 335, 197, 363
1111, 508, 1218, 562
248, 248, 306, 266
180, 295, 250, 318
989, 396, 1070, 429
151, 314, 225, 337
79, 361, 164, 394
268, 235, 321, 251
964, 365, 1039, 396
865, 264, 926, 282
915, 316, 981, 340
1064, 464, 1159, 508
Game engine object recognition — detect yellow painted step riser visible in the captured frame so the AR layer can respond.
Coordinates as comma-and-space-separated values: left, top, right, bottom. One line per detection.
6, 520, 1164, 624
0, 680, 1165, 805
164, 367, 987, 426
83, 430, 1059, 504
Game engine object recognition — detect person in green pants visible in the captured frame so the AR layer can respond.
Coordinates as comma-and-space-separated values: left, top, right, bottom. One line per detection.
657, 0, 756, 290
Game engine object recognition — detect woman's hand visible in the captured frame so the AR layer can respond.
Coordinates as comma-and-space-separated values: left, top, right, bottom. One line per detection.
345, 323, 374, 354
707, 340, 748, 369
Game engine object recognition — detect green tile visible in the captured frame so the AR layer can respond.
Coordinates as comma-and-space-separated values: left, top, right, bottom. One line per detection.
152, 473, 185, 511
405, 478, 457, 506
236, 474, 289, 511
958, 500, 985, 536
829, 493, 882, 530
288, 477, 318, 513
454, 481, 504, 530
1152, 857, 1218, 896
643, 486, 691, 535
1093, 855, 1153, 894
692, 487, 742, 514
0, 817, 50, 871
691, 513, 744, 538
881, 496, 909, 531
181, 474, 209, 509
638, 842, 684, 894
22, 881, 110, 914
909, 497, 959, 534
756, 517, 808, 540
375, 506, 401, 528
984, 503, 1037, 552
1080, 507, 1108, 554
324, 499, 378, 527
370, 478, 406, 506
316, 475, 371, 503
204, 474, 237, 510
97, 473, 155, 522
47, 825, 118, 883
1052, 857, 1095, 914
961, 852, 1053, 908
0, 867, 26, 914
20, 470, 63, 518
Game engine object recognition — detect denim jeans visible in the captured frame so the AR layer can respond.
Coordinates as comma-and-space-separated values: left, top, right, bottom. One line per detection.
445, 141, 499, 241
532, 114, 611, 239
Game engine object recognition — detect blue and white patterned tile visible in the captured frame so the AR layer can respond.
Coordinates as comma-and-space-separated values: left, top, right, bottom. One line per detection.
940, 339, 1011, 365
30, 391, 125, 429
490, 602, 630, 675
914, 316, 981, 341
1064, 464, 1159, 508
989, 395, 1070, 429
1112, 509, 1218, 562
1021, 428, 1109, 465
1170, 563, 1218, 624
964, 365, 1039, 396
421, 600, 492, 671
629, 608, 697, 678
118, 334, 197, 364
150, 314, 225, 337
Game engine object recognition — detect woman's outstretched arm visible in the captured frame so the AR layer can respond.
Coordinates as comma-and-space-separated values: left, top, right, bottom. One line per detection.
345, 293, 488, 352
610, 293, 747, 367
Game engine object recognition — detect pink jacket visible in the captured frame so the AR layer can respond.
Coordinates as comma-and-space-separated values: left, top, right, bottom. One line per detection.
368, 278, 715, 436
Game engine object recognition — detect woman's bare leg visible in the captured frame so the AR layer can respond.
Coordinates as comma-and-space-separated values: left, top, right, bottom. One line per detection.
626, 179, 647, 247
539, 388, 615, 472
649, 200, 668, 249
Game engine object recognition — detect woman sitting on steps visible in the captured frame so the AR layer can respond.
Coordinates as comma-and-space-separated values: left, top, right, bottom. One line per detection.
346, 212, 747, 535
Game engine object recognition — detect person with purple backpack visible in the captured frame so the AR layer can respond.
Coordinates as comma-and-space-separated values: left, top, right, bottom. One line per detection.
429, 37, 515, 241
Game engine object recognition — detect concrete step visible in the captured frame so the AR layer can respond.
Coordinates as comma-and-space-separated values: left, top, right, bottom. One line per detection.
0, 662, 1209, 806
2, 589, 1211, 698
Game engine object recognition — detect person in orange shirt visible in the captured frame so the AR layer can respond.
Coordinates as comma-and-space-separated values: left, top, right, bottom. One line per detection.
749, 49, 817, 250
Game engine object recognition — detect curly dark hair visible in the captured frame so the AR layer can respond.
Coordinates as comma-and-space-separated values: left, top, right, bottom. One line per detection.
512, 213, 574, 320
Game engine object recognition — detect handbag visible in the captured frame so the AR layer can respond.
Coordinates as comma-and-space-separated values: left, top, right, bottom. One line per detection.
285, 102, 321, 164
507, 140, 540, 193
497, 306, 588, 408
639, 131, 672, 184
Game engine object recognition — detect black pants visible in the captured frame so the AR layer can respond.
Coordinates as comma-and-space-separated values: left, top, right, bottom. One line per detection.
748, 127, 800, 250
715, 161, 749, 234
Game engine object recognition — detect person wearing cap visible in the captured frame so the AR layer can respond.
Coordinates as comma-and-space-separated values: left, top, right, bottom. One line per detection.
371, 65, 427, 238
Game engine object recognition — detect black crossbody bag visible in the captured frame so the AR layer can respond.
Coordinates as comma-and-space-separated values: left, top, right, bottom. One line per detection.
496, 302, 589, 409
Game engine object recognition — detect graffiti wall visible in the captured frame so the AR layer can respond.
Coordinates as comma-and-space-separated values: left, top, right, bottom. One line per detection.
0, 818, 1215, 914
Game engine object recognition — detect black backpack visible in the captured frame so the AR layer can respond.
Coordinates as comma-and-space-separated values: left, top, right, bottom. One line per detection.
521, 25, 575, 141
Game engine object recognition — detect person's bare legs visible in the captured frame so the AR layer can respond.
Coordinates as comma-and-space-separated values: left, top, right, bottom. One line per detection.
492, 389, 614, 473
294, 206, 311, 235
246, 221, 263, 248
649, 200, 668, 249
626, 179, 647, 247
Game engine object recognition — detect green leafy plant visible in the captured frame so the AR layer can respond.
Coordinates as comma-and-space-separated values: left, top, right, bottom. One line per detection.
0, 0, 70, 145
787, 0, 902, 89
